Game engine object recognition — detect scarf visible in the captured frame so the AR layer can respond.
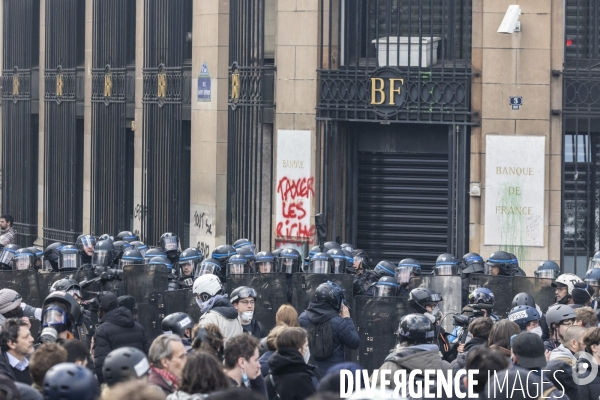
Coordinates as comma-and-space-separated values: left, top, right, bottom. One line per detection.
151, 366, 179, 390
200, 294, 228, 314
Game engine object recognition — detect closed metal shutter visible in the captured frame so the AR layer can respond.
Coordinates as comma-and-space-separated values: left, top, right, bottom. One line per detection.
356, 151, 449, 270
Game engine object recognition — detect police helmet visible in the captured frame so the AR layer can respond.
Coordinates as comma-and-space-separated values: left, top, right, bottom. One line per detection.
461, 253, 485, 276
535, 260, 560, 280
374, 276, 399, 297
93, 240, 115, 267
227, 254, 252, 275
395, 258, 421, 284
13, 248, 34, 271
327, 249, 348, 274
116, 231, 139, 243
485, 251, 514, 276
433, 253, 460, 276
374, 260, 396, 278
278, 248, 302, 274
58, 245, 80, 271
233, 238, 255, 254
255, 251, 275, 273
314, 281, 345, 312
308, 252, 333, 274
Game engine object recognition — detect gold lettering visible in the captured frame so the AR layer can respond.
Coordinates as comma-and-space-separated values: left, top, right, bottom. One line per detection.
56, 74, 64, 97
104, 73, 113, 97
495, 166, 534, 176
495, 206, 535, 215
388, 78, 404, 105
370, 78, 385, 105
231, 73, 240, 100
157, 73, 167, 98
12, 75, 19, 95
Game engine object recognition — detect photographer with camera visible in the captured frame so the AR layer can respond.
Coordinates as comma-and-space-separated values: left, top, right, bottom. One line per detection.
450, 317, 493, 375
93, 291, 149, 384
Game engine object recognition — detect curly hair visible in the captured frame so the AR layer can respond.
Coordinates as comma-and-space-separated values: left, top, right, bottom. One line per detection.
0, 318, 27, 352
179, 351, 229, 395
191, 323, 224, 360
223, 334, 259, 370
583, 327, 600, 353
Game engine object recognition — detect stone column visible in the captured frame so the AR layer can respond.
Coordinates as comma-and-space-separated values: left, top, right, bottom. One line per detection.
82, 0, 93, 234
36, 0, 46, 246
132, 0, 144, 238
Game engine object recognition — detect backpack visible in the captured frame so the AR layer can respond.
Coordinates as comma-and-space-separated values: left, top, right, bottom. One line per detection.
309, 319, 336, 361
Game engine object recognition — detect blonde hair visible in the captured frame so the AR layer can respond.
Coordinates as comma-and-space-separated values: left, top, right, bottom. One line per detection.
276, 304, 299, 327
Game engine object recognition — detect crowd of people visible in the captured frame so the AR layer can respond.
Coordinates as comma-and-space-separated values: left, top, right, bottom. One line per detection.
0, 225, 600, 399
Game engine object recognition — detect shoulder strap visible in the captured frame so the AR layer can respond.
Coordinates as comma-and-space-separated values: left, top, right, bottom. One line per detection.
539, 386, 556, 400
269, 375, 282, 399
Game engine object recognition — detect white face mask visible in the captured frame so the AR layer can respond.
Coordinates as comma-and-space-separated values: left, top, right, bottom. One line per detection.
196, 298, 209, 309
240, 311, 254, 323
530, 326, 543, 337
303, 347, 311, 364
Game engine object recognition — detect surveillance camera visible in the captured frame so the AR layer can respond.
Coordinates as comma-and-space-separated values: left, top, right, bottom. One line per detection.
497, 5, 521, 34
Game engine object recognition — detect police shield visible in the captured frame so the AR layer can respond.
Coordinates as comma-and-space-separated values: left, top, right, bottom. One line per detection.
0, 270, 43, 307
123, 264, 169, 340
353, 296, 410, 373
419, 276, 462, 333
469, 274, 514, 319
292, 273, 354, 313
226, 273, 287, 332
512, 276, 556, 314
163, 289, 201, 324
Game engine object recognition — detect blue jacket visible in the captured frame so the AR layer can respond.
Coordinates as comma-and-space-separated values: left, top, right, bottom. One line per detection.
298, 300, 360, 377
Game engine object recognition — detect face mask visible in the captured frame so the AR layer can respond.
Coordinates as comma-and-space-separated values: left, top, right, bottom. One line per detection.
196, 298, 207, 309
241, 368, 250, 387
530, 326, 543, 337
240, 311, 254, 323
303, 347, 310, 364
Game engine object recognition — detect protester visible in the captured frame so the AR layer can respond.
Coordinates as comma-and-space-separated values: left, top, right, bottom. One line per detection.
42, 362, 98, 400
93, 291, 150, 383
571, 281, 595, 309
487, 319, 520, 360
549, 325, 585, 366
0, 318, 34, 384
316, 362, 362, 395
166, 351, 229, 400
578, 327, 600, 400
259, 325, 286, 377
545, 304, 577, 352
463, 346, 508, 395
28, 343, 67, 394
100, 379, 167, 400
148, 334, 188, 395
190, 324, 224, 360
575, 306, 599, 327
61, 339, 90, 366
194, 275, 242, 343
102, 347, 150, 387
265, 327, 316, 400
450, 317, 493, 374
230, 287, 267, 339
276, 305, 300, 328
222, 334, 264, 396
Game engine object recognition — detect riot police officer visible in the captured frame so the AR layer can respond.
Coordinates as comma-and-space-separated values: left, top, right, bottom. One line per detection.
196, 257, 226, 283
76, 234, 96, 266
395, 258, 421, 297
116, 231, 139, 243
307, 252, 333, 274
433, 253, 460, 276
485, 251, 526, 276
233, 238, 255, 254
327, 249, 348, 274
130, 241, 149, 257
159, 232, 180, 265
161, 312, 194, 353
93, 240, 115, 268
112, 241, 132, 268
177, 248, 201, 288
373, 276, 399, 297
143, 247, 168, 264
44, 242, 64, 271
255, 251, 275, 273
13, 248, 35, 270
226, 254, 253, 276
211, 244, 237, 275
119, 249, 144, 268
236, 247, 255, 271
148, 257, 178, 290
351, 249, 376, 296
459, 252, 484, 306
277, 248, 302, 303
27, 246, 44, 270
0, 244, 20, 270
58, 245, 81, 272
535, 260, 560, 279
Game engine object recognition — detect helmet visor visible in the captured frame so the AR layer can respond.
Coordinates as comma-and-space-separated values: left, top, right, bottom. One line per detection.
196, 260, 219, 276
395, 266, 413, 284
233, 287, 257, 301
42, 306, 67, 328
374, 284, 397, 297
161, 236, 178, 252
484, 262, 501, 275
14, 254, 33, 270
309, 260, 329, 274
332, 258, 345, 274
135, 245, 148, 256
59, 253, 80, 270
239, 243, 256, 254
227, 263, 247, 275
179, 261, 195, 277
0, 250, 15, 266
434, 265, 459, 276
120, 259, 142, 268
534, 269, 559, 279
66, 288, 82, 298
257, 262, 273, 273
79, 236, 95, 250
92, 249, 112, 266
278, 258, 297, 274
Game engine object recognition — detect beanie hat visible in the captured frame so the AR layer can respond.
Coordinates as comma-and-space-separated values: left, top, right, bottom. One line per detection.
0, 289, 22, 315
99, 292, 119, 312
572, 282, 595, 305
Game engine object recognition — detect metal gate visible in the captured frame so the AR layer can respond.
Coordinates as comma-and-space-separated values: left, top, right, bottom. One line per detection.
1, 0, 40, 247
90, 0, 136, 236
561, 0, 600, 276
227, 0, 276, 250
43, 0, 85, 246
141, 0, 192, 245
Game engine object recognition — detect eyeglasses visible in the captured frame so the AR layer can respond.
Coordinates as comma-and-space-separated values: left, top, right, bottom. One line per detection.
239, 300, 255, 306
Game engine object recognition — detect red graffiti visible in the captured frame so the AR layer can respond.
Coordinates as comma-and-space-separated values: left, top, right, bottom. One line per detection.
276, 221, 317, 245
277, 177, 315, 202
282, 200, 307, 220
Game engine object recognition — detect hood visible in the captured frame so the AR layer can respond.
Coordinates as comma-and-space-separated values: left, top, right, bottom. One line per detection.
385, 345, 446, 372
209, 297, 239, 320
548, 344, 575, 362
306, 300, 339, 324
101, 306, 135, 328
268, 347, 314, 375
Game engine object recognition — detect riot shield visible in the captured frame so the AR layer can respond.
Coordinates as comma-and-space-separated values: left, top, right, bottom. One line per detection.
0, 270, 43, 308
226, 273, 287, 332
419, 276, 462, 332
469, 274, 514, 319
292, 273, 354, 314
353, 296, 410, 373
163, 289, 201, 324
123, 264, 169, 340
512, 276, 556, 314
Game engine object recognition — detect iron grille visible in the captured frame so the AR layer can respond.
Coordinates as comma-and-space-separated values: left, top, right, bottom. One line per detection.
318, 0, 474, 124
1, 0, 40, 246
227, 0, 275, 250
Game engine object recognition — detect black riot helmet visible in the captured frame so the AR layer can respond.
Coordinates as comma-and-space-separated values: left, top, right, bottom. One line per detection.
119, 249, 144, 268
27, 246, 44, 270
13, 248, 35, 271
233, 238, 255, 255
351, 249, 371, 271
395, 258, 422, 284
76, 234, 96, 258
433, 253, 460, 275
143, 248, 168, 263
485, 251, 514, 276
308, 245, 321, 260
277, 248, 302, 274
159, 232, 180, 254
272, 248, 283, 258
227, 254, 252, 275
98, 234, 114, 243
408, 287, 443, 314
374, 276, 399, 297
460, 253, 485, 276
178, 248, 201, 279
323, 241, 341, 251
585, 268, 600, 291
314, 281, 345, 312
255, 251, 275, 273
58, 245, 81, 271
396, 314, 435, 344
161, 312, 194, 337
44, 242, 64, 271
236, 247, 255, 265
341, 243, 355, 252
102, 347, 150, 387
42, 291, 81, 333
93, 240, 115, 267
44, 363, 98, 400
116, 231, 139, 243
195, 258, 224, 282
112, 241, 132, 265
327, 249, 348, 274
130, 241, 149, 257
374, 260, 396, 278
149, 257, 173, 274
50, 278, 82, 299
308, 252, 333, 274
535, 260, 560, 280
211, 244, 237, 266
0, 244, 20, 269
511, 292, 536, 308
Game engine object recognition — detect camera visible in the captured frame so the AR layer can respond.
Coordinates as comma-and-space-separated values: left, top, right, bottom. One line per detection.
497, 5, 521, 34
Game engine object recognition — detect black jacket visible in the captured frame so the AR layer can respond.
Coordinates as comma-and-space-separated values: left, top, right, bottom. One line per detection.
578, 357, 600, 400
0, 352, 17, 381
93, 306, 150, 383
298, 301, 360, 377
242, 319, 267, 339
266, 348, 317, 400
450, 336, 487, 375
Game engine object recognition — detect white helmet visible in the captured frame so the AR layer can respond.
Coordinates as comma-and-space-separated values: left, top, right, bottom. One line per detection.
551, 273, 582, 294
193, 274, 223, 302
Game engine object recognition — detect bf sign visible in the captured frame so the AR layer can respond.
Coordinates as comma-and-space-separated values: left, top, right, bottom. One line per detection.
369, 68, 407, 117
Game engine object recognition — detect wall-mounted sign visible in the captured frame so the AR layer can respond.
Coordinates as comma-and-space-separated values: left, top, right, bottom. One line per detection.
368, 67, 407, 117
197, 62, 211, 102
510, 96, 522, 110
484, 135, 545, 247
